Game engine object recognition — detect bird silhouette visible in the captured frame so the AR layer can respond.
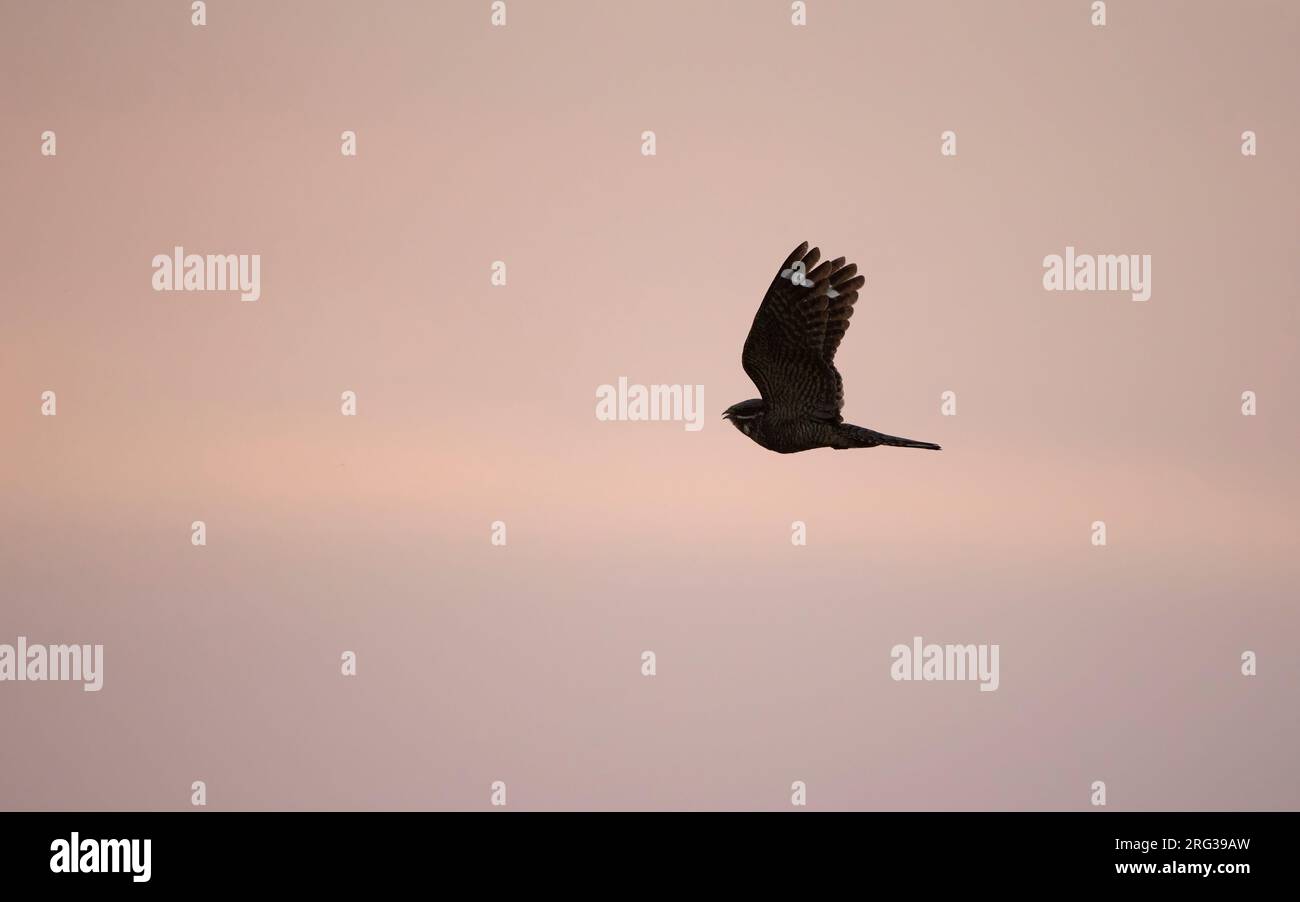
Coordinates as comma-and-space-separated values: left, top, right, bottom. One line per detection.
724, 241, 941, 454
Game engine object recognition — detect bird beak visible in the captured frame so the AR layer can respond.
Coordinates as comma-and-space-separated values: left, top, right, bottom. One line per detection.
722, 412, 731, 420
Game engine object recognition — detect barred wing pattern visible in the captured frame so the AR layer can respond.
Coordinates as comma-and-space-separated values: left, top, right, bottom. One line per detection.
741, 242, 867, 423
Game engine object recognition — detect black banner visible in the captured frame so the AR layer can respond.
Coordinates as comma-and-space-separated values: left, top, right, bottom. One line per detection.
0, 812, 1290, 889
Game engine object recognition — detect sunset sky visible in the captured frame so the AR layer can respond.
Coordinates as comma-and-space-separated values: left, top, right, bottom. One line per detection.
2, 0, 1296, 810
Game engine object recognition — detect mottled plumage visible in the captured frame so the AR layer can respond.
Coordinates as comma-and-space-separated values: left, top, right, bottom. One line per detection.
724, 242, 941, 454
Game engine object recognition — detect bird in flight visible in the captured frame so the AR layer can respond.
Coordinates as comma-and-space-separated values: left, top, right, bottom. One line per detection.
723, 241, 941, 454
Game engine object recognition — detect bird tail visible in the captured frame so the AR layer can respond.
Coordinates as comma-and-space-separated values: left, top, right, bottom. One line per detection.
838, 424, 941, 451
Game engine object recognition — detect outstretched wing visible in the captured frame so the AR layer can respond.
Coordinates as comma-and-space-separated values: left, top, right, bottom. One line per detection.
741, 241, 866, 423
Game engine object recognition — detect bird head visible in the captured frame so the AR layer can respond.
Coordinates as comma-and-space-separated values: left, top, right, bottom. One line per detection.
722, 399, 766, 435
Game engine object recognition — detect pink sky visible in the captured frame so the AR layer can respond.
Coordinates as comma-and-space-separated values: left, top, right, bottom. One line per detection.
2, 0, 1297, 809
